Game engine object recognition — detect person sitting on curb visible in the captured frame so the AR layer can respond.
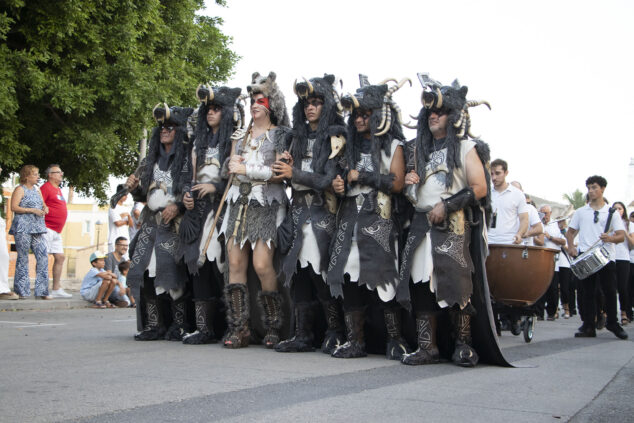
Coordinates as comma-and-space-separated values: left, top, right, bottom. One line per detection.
80, 251, 129, 308
117, 260, 135, 308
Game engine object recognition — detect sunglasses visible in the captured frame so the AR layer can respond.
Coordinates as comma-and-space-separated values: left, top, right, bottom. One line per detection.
593, 210, 599, 224
160, 125, 175, 132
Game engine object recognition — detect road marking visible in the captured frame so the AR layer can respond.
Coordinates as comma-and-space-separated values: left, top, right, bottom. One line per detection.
0, 320, 66, 328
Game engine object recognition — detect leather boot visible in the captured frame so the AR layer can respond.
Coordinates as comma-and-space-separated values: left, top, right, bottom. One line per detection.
275, 302, 315, 352
223, 283, 250, 349
450, 308, 479, 367
183, 299, 217, 345
134, 297, 166, 341
320, 299, 345, 354
331, 309, 367, 358
165, 295, 189, 341
257, 291, 284, 348
384, 307, 412, 360
402, 313, 440, 365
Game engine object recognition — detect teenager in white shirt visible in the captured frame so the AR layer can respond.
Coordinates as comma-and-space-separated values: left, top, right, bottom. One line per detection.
566, 176, 626, 339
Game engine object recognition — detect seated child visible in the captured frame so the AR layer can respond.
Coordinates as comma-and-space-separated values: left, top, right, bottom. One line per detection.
117, 260, 136, 308
80, 251, 129, 308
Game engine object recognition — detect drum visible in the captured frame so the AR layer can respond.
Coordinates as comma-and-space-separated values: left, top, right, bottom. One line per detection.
486, 244, 559, 307
569, 242, 611, 280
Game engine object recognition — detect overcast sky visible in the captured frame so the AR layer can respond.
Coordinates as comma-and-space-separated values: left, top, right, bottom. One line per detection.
201, 0, 634, 205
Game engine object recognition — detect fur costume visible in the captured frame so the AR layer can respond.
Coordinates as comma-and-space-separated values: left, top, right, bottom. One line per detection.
397, 74, 510, 366
247, 72, 291, 127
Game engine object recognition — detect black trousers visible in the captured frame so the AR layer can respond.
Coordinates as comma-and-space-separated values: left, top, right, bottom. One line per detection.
293, 265, 333, 304
559, 267, 571, 306
580, 261, 618, 329
615, 260, 630, 317
536, 271, 559, 317
409, 280, 442, 314
192, 259, 224, 301
629, 263, 634, 319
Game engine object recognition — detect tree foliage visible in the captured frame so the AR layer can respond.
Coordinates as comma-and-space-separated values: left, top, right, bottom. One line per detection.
0, 0, 237, 201
563, 189, 585, 209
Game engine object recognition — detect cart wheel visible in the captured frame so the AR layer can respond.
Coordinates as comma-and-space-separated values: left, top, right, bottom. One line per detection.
523, 316, 534, 343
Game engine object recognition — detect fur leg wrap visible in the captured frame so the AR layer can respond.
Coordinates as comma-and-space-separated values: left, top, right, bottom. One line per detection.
332, 309, 367, 358
384, 307, 412, 360
257, 291, 284, 349
450, 308, 479, 367
275, 302, 315, 353
223, 283, 250, 349
320, 299, 346, 354
165, 295, 190, 341
402, 313, 440, 365
134, 297, 166, 341
183, 299, 217, 345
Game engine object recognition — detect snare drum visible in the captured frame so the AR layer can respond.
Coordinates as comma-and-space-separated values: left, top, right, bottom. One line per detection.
570, 242, 611, 280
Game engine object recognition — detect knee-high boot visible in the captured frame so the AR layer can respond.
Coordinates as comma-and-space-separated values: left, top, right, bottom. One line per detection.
384, 307, 412, 360
275, 302, 315, 352
165, 295, 189, 341
402, 313, 440, 365
450, 308, 479, 367
257, 291, 283, 348
223, 283, 250, 349
183, 299, 217, 345
134, 297, 166, 341
332, 309, 367, 358
320, 299, 345, 354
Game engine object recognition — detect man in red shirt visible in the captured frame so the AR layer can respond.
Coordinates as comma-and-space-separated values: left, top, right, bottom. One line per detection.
41, 164, 72, 298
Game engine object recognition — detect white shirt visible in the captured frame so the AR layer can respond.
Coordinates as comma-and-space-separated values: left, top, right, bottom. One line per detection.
523, 204, 542, 246
108, 204, 130, 244
488, 184, 528, 244
614, 220, 631, 261
568, 204, 625, 261
543, 221, 563, 270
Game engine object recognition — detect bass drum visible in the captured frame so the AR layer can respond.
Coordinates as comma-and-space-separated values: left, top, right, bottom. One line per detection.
486, 244, 559, 307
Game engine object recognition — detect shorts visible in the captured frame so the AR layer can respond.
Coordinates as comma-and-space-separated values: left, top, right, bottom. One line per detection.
45, 228, 64, 254
82, 282, 130, 305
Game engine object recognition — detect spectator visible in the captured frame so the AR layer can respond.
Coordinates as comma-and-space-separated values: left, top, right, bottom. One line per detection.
41, 164, 72, 298
9, 165, 50, 299
80, 251, 129, 308
0, 165, 19, 300
105, 236, 128, 278
117, 260, 135, 307
108, 185, 132, 253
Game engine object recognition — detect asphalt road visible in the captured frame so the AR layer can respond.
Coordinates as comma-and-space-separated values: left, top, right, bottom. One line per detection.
0, 305, 632, 423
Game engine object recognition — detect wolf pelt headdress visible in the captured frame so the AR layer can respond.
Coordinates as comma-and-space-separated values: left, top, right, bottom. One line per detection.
193, 85, 243, 168
340, 76, 409, 173
411, 74, 491, 190
141, 104, 194, 195
290, 74, 346, 173
247, 71, 290, 127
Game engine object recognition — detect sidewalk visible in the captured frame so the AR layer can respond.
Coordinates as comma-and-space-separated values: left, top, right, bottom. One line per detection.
1, 278, 88, 311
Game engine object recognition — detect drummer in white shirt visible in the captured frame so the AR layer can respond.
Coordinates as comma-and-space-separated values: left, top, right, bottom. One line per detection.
488, 160, 528, 244
565, 175, 627, 339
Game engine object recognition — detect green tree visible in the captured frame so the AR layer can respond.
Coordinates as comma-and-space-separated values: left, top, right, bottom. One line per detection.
563, 189, 586, 209
0, 0, 238, 201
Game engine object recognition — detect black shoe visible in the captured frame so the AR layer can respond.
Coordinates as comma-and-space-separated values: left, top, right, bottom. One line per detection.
546, 315, 556, 321
536, 315, 544, 321
605, 323, 628, 340
510, 320, 522, 336
574, 328, 596, 338
596, 313, 607, 330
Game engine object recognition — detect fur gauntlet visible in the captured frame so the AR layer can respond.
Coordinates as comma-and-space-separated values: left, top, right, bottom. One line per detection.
292, 168, 334, 192
442, 187, 477, 215
245, 163, 273, 181
356, 171, 395, 194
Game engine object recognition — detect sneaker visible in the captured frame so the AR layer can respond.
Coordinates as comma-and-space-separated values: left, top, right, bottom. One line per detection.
0, 292, 19, 300
50, 289, 73, 298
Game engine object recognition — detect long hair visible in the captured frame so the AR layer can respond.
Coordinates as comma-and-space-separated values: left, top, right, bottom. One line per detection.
140, 126, 189, 194
414, 106, 467, 189
290, 96, 345, 174
612, 201, 628, 221
345, 105, 403, 174
193, 102, 235, 168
